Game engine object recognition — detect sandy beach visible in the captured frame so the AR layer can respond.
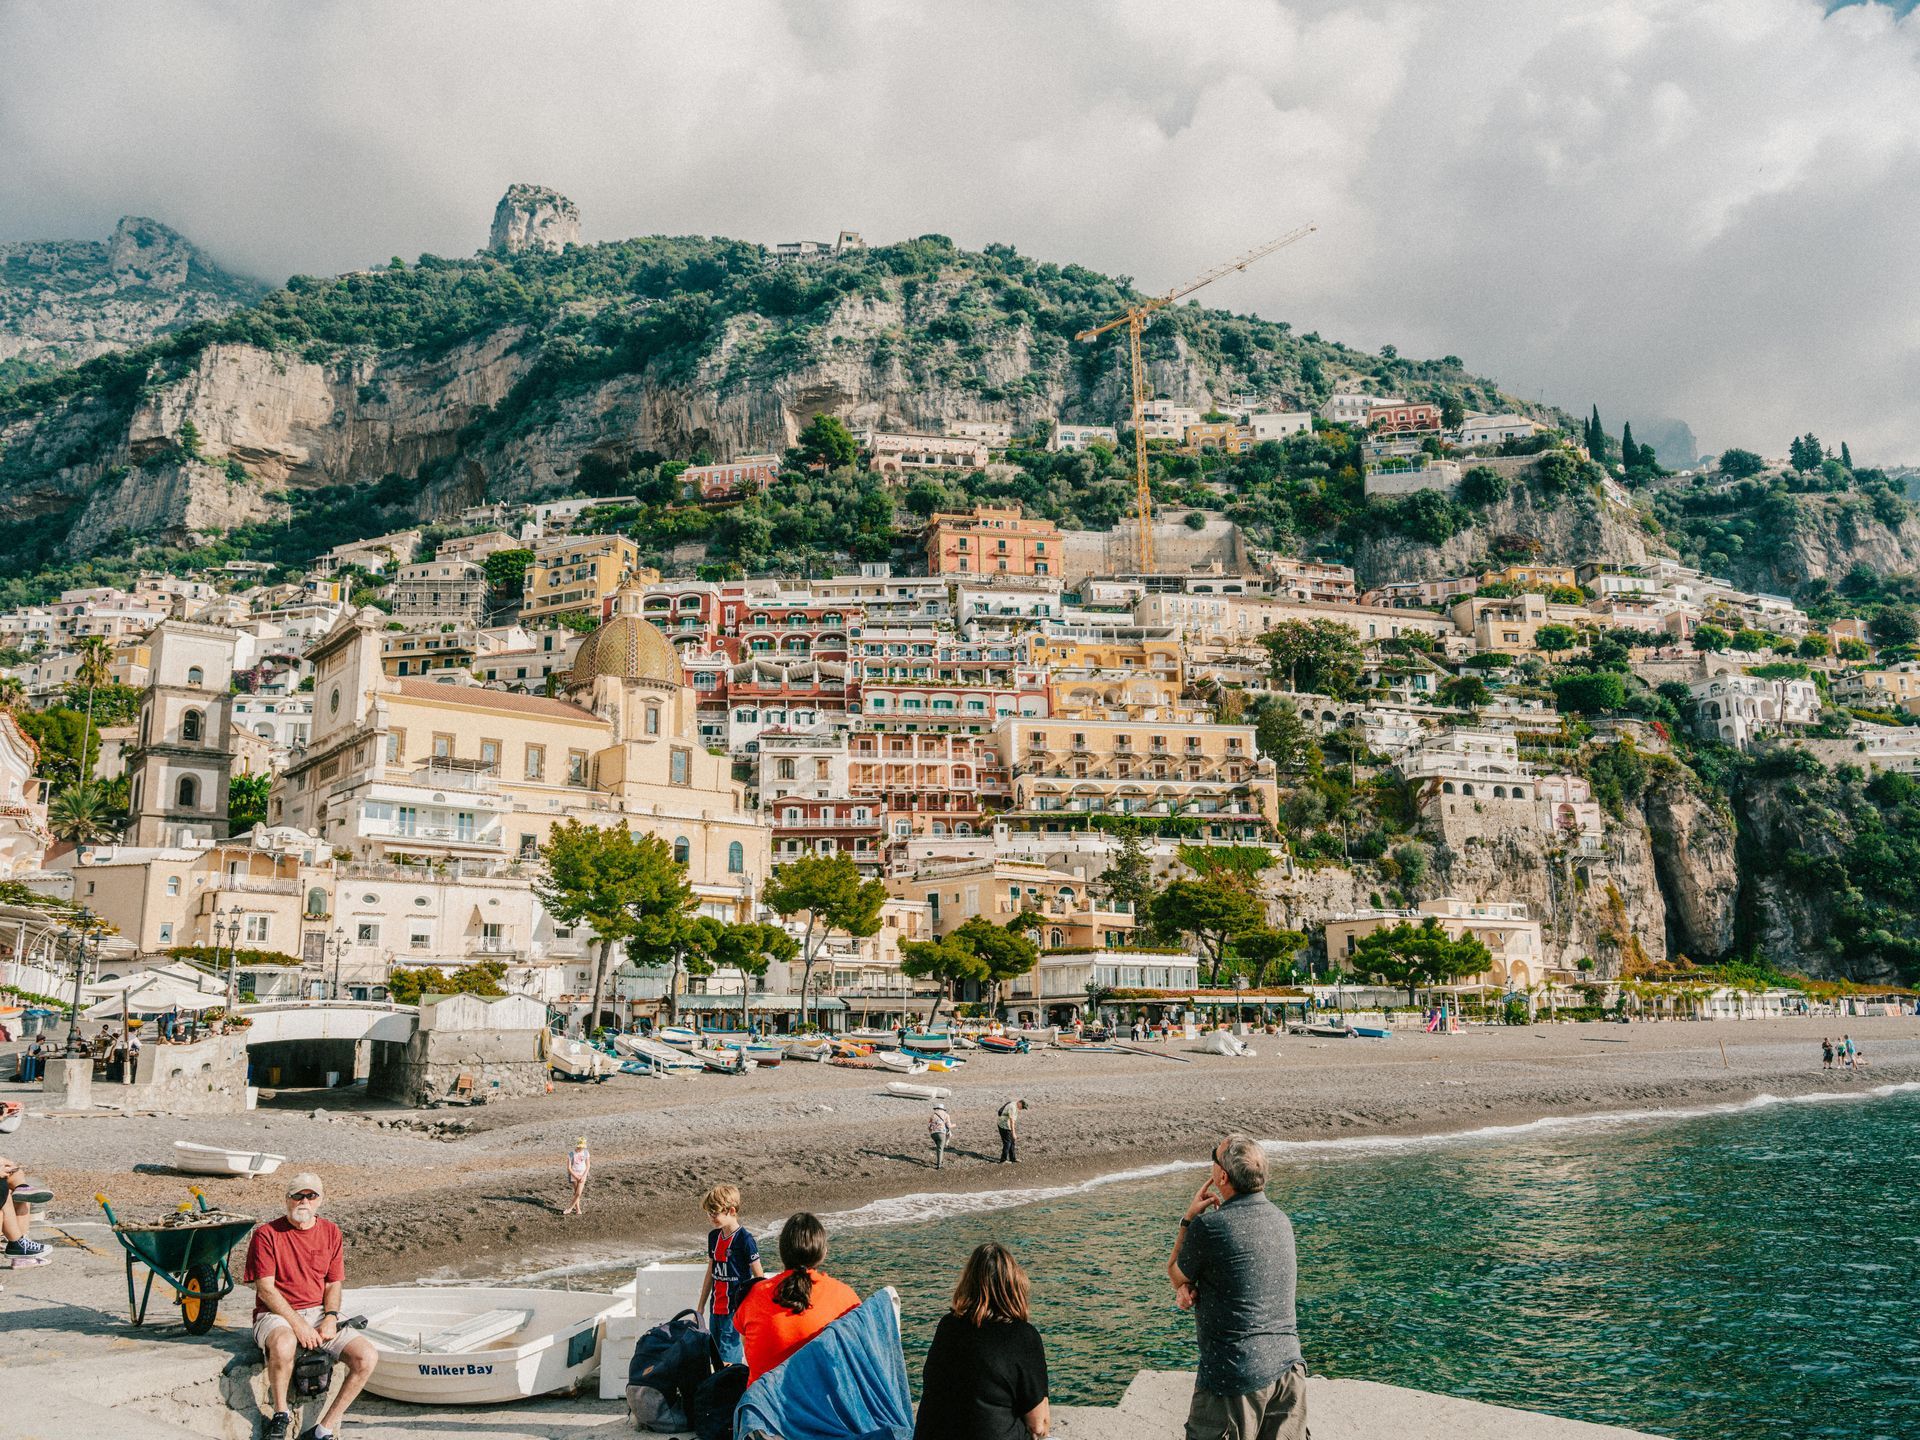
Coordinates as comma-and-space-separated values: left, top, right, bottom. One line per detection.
11, 1016, 1917, 1285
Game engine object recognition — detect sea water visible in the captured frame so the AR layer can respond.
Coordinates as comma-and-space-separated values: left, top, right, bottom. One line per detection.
809, 1084, 1920, 1439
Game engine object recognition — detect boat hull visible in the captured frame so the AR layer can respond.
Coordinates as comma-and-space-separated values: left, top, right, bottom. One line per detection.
885, 1080, 951, 1101
171, 1141, 286, 1178
345, 1285, 631, 1406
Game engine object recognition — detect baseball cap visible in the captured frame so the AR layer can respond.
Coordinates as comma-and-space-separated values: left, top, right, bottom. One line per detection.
284, 1172, 324, 1199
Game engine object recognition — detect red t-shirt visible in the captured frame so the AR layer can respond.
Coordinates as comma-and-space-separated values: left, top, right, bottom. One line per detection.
243, 1216, 345, 1317
731, 1269, 860, 1382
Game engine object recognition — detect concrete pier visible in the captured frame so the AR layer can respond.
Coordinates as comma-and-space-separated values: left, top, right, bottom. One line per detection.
8, 1228, 1664, 1440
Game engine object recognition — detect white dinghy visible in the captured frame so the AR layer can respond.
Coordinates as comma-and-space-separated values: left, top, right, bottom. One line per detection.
884, 1080, 951, 1101
548, 1038, 617, 1082
612, 1033, 702, 1073
874, 1050, 927, 1075
170, 1140, 288, 1178
345, 1285, 634, 1406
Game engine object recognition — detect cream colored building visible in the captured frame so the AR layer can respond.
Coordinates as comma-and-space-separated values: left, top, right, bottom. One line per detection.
274, 592, 769, 921
1323, 896, 1547, 990
1134, 592, 1452, 654
0, 713, 50, 878
884, 857, 1135, 949
126, 622, 239, 848
992, 716, 1276, 840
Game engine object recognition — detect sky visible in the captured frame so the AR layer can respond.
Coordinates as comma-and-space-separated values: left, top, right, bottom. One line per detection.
3, 1, 1919, 463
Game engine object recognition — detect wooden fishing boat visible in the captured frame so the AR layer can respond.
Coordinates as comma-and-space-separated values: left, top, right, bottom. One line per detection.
693, 1046, 755, 1075
900, 1029, 952, 1053
743, 1043, 784, 1068
611, 1034, 702, 1072
1290, 1021, 1355, 1039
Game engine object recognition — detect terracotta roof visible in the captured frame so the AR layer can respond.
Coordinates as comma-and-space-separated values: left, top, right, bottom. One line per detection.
392, 679, 599, 722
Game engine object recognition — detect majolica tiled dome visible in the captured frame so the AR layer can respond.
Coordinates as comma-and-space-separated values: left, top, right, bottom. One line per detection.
567, 588, 680, 689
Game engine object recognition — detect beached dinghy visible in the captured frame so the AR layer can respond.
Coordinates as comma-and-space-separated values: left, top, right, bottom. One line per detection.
884, 1080, 951, 1101
345, 1285, 632, 1405
548, 1038, 617, 1082
1290, 1021, 1355, 1038
900, 1029, 952, 1053
1191, 1032, 1255, 1058
1350, 1024, 1393, 1039
694, 1046, 756, 1075
743, 1043, 785, 1067
844, 1026, 899, 1046
874, 1050, 928, 1075
783, 1038, 830, 1062
655, 1025, 701, 1049
977, 1035, 1027, 1055
612, 1034, 702, 1072
169, 1141, 288, 1178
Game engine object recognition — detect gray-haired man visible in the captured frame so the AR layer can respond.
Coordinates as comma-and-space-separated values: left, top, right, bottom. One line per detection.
1166, 1134, 1305, 1440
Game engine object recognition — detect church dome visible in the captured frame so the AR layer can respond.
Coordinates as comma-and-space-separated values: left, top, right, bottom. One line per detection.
567, 589, 682, 689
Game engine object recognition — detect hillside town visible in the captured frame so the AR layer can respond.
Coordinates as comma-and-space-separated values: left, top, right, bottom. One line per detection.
2, 392, 1906, 1048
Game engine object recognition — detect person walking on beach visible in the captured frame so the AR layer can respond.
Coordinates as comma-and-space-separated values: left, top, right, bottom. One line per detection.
562, 1136, 591, 1216
1821, 1038, 1834, 1071
930, 1103, 953, 1169
731, 1212, 860, 1383
914, 1242, 1051, 1440
1167, 1134, 1305, 1440
998, 1098, 1028, 1165
245, 1172, 379, 1440
697, 1184, 765, 1366
1842, 1034, 1857, 1073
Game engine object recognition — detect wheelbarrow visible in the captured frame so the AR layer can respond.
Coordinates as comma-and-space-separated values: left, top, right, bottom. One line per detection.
96, 1188, 255, 1334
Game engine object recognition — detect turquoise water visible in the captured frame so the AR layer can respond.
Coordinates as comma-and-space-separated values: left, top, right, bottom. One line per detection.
809, 1087, 1920, 1439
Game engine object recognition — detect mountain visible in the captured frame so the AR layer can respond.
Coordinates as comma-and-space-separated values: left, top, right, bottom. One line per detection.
0, 215, 267, 387
0, 190, 1560, 580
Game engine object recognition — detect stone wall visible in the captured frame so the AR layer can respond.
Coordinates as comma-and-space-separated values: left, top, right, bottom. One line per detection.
43, 1034, 252, 1114
368, 1026, 548, 1106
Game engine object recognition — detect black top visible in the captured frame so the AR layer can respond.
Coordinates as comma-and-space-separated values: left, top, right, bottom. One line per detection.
914, 1311, 1048, 1440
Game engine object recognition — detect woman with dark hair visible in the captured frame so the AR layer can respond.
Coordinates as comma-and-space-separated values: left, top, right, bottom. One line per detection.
914, 1242, 1050, 1439
729, 1211, 860, 1382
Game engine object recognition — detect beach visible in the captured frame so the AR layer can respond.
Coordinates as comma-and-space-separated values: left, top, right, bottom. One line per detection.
11, 1016, 1916, 1285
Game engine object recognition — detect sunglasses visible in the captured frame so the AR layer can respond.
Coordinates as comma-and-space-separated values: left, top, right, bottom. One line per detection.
289, 1191, 320, 1202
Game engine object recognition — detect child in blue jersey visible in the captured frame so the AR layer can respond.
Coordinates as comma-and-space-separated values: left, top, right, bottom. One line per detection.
696, 1183, 765, 1365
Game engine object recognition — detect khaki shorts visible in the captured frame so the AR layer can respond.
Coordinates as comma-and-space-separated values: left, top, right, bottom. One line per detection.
1186, 1366, 1308, 1440
254, 1306, 356, 1357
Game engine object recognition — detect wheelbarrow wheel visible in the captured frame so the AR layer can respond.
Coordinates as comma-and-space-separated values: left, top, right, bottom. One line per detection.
180, 1263, 220, 1334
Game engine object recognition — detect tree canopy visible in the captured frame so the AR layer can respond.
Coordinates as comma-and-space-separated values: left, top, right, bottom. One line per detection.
764, 852, 886, 1026
1349, 919, 1492, 1003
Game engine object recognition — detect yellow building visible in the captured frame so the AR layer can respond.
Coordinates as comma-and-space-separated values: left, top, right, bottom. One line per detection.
1479, 565, 1578, 593
884, 858, 1135, 949
1029, 635, 1189, 719
274, 592, 769, 921
521, 534, 647, 623
1322, 896, 1547, 989
991, 715, 1276, 839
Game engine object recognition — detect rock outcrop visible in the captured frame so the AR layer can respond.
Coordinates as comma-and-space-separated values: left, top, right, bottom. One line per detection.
1351, 484, 1664, 589
488, 185, 580, 254
0, 216, 264, 369
1640, 768, 1740, 962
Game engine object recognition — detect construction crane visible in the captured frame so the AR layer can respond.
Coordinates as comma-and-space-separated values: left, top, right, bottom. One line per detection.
1076, 224, 1316, 573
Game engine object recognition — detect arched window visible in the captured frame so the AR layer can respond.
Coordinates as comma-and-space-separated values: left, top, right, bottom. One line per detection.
176, 775, 199, 809
181, 709, 204, 742
165, 875, 181, 897
728, 841, 744, 874
186, 666, 204, 686
673, 836, 690, 865
1461, 783, 1476, 797
1050, 928, 1064, 948
1442, 781, 1456, 794
306, 887, 327, 915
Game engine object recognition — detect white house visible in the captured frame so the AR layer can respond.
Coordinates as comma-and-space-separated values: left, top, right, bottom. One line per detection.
1689, 672, 1821, 748
1248, 411, 1312, 442
1051, 423, 1119, 453
1455, 414, 1543, 447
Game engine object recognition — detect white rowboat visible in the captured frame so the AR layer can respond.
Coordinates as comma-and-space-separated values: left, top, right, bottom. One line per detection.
170, 1140, 287, 1178
611, 1033, 702, 1072
884, 1080, 951, 1101
874, 1050, 927, 1075
548, 1038, 616, 1082
345, 1285, 633, 1405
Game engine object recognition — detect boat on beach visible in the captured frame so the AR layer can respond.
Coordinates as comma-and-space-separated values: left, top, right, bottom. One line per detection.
874, 1050, 928, 1075
1350, 1024, 1393, 1039
844, 1026, 898, 1046
978, 1035, 1027, 1055
611, 1033, 702, 1072
345, 1285, 632, 1405
743, 1043, 784, 1067
1291, 1021, 1355, 1038
884, 1080, 951, 1101
169, 1141, 288, 1178
1191, 1032, 1255, 1058
548, 1038, 617, 1082
693, 1046, 756, 1074
901, 1029, 952, 1053
783, 1037, 831, 1062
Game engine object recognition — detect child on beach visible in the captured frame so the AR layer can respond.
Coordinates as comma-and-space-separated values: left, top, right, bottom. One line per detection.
697, 1183, 765, 1366
562, 1136, 591, 1216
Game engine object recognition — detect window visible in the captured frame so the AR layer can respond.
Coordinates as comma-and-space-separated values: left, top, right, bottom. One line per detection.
673, 837, 691, 865
566, 750, 588, 786
244, 915, 270, 944
386, 729, 404, 763
645, 706, 660, 736
165, 875, 181, 897
181, 709, 204, 742
728, 841, 745, 873
432, 733, 453, 760
158, 922, 174, 944
396, 805, 417, 837
410, 926, 432, 950
525, 745, 545, 780
480, 739, 500, 773
776, 758, 796, 780
176, 775, 198, 809
186, 666, 204, 686
330, 687, 341, 716
306, 887, 327, 916
670, 749, 690, 785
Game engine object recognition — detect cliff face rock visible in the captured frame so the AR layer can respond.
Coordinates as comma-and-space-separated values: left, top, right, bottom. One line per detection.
489, 185, 580, 254
1759, 496, 1920, 591
1351, 484, 1663, 588
1640, 771, 1739, 962
0, 216, 265, 368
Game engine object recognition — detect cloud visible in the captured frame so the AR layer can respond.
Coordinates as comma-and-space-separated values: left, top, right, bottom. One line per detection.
2, 0, 1917, 460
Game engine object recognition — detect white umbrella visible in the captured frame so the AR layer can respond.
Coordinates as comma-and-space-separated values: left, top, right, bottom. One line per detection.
81, 975, 227, 1020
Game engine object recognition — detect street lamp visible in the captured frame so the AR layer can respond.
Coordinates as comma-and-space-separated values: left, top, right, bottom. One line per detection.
63, 906, 98, 1056
328, 926, 347, 1000
219, 905, 243, 1012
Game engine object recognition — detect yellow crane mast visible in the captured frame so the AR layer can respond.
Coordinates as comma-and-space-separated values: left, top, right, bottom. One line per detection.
1075, 224, 1317, 574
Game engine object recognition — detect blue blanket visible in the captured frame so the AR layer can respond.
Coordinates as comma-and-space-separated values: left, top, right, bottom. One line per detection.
733, 1287, 914, 1440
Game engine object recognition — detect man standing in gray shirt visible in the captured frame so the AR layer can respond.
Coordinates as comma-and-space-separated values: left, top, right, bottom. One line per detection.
1166, 1133, 1305, 1440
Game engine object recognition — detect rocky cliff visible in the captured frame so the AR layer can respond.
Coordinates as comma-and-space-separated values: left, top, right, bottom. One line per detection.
489, 184, 581, 254
1351, 482, 1664, 589
0, 216, 265, 373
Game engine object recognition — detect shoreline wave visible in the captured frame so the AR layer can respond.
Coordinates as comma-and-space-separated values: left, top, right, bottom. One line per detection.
498, 1079, 1920, 1285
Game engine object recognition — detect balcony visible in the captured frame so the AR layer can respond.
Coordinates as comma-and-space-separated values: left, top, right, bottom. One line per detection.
212, 876, 301, 896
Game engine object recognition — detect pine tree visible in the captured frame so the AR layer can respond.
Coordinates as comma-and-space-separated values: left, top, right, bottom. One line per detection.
1842, 441, 1854, 471
1621, 420, 1636, 470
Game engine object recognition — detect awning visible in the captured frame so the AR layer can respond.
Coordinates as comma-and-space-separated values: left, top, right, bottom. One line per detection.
82, 975, 227, 1019
669, 995, 848, 1013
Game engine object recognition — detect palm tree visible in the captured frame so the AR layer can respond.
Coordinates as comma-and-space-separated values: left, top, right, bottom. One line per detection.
48, 780, 120, 847
71, 635, 113, 779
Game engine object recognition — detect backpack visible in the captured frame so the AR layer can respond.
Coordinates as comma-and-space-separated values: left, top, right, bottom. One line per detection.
291, 1345, 335, 1399
626, 1308, 713, 1413
626, 1384, 690, 1434
687, 1363, 750, 1440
